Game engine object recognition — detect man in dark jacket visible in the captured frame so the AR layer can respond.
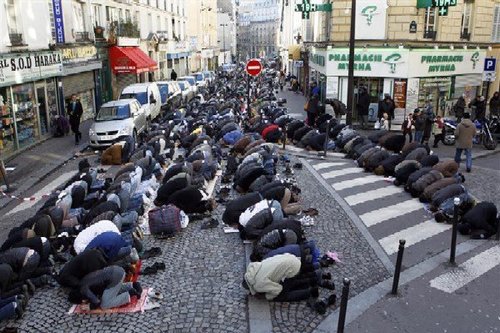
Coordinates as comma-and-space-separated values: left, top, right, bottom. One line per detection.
57, 248, 108, 288
413, 109, 425, 143
454, 95, 466, 123
306, 94, 320, 127
378, 94, 395, 129
469, 95, 486, 122
170, 69, 177, 81
67, 94, 83, 145
490, 92, 500, 117
357, 87, 370, 129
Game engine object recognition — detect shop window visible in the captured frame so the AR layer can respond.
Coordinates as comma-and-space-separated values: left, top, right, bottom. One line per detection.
12, 84, 40, 149
460, 2, 472, 40
0, 87, 16, 157
423, 7, 437, 39
493, 4, 500, 42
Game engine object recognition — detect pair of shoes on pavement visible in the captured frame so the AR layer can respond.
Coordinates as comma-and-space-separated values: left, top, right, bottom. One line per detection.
140, 247, 162, 260
201, 218, 219, 229
308, 294, 337, 315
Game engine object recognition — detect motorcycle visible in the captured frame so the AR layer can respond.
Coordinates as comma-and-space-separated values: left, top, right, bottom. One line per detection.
473, 119, 498, 150
442, 118, 457, 145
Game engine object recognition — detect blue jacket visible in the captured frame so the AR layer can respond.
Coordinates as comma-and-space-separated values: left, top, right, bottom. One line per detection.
223, 130, 243, 145
85, 232, 129, 261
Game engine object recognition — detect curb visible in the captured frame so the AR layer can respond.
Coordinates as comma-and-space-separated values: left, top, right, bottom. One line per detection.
0, 143, 89, 211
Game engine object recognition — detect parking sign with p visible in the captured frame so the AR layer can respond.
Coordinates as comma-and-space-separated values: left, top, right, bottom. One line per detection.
484, 58, 496, 72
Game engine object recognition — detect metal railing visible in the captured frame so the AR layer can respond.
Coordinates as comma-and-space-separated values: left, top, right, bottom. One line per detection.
9, 33, 23, 46
74, 31, 90, 42
423, 30, 437, 40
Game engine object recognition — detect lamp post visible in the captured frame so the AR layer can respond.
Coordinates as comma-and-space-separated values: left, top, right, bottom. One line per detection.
220, 23, 228, 64
346, 0, 356, 125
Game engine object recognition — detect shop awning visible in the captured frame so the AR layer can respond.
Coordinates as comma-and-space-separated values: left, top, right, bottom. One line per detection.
109, 46, 158, 74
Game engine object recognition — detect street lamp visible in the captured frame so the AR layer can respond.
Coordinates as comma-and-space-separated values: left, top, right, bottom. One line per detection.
220, 23, 228, 64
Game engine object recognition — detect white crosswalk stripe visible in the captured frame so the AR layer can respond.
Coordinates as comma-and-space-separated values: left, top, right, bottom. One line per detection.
6, 171, 76, 216
379, 220, 451, 255
344, 186, 404, 206
313, 162, 349, 171
323, 167, 364, 179
429, 245, 500, 293
332, 175, 383, 191
359, 199, 423, 227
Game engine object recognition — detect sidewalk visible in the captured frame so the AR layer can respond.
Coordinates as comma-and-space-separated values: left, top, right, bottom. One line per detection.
0, 120, 91, 209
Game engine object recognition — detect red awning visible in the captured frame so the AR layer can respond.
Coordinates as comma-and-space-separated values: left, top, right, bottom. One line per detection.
109, 46, 158, 74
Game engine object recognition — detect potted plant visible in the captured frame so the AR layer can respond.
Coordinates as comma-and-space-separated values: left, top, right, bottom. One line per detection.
94, 25, 105, 38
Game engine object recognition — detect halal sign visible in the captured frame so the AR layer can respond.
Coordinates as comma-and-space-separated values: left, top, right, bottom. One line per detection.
246, 59, 262, 76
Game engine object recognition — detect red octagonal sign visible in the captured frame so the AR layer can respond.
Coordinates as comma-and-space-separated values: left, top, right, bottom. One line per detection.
246, 59, 262, 76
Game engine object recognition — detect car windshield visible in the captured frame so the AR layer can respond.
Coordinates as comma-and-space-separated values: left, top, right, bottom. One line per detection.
178, 82, 185, 90
120, 92, 147, 105
185, 78, 195, 85
195, 74, 203, 81
96, 105, 130, 121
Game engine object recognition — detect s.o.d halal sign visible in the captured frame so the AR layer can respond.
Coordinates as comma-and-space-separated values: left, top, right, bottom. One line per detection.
0, 52, 63, 85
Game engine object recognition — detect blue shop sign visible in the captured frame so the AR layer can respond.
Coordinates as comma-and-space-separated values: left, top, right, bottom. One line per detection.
52, 0, 65, 44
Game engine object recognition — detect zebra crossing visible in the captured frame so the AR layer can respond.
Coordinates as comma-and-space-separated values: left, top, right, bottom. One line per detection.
307, 156, 500, 294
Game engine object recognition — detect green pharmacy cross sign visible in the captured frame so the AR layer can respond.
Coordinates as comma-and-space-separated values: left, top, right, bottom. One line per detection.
417, 0, 457, 16
295, 0, 332, 19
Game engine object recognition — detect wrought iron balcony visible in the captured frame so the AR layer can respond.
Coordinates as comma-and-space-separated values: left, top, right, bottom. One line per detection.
74, 31, 90, 42
460, 31, 471, 41
9, 33, 23, 46
423, 30, 437, 40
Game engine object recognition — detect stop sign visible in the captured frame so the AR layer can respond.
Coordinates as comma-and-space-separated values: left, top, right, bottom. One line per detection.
246, 59, 262, 76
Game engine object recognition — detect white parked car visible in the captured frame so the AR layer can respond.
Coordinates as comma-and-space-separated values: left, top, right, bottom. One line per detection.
177, 80, 195, 103
89, 99, 147, 148
119, 83, 161, 120
191, 72, 208, 87
178, 76, 198, 94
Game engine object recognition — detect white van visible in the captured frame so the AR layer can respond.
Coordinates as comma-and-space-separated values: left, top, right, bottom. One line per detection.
119, 83, 161, 120
89, 99, 147, 148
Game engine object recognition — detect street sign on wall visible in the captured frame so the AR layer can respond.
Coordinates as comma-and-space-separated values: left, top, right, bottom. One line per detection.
484, 58, 496, 72
294, 0, 332, 19
246, 59, 262, 76
356, 0, 388, 40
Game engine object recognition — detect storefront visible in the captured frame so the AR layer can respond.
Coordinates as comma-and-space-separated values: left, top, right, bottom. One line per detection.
310, 47, 486, 123
109, 45, 158, 98
407, 49, 486, 117
0, 51, 63, 159
59, 45, 102, 121
310, 47, 410, 122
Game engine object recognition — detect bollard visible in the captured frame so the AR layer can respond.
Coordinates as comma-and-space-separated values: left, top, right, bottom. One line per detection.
391, 239, 406, 295
496, 215, 500, 241
449, 197, 460, 264
0, 160, 11, 192
337, 278, 351, 333
322, 120, 331, 157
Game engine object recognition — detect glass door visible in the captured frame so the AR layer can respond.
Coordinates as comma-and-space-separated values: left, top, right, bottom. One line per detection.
12, 83, 40, 149
35, 84, 50, 136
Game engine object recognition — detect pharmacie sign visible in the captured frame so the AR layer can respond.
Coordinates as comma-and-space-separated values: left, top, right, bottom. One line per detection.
325, 48, 409, 78
408, 49, 486, 78
0, 51, 63, 86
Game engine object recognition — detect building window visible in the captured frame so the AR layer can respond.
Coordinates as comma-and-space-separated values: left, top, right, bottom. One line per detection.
423, 7, 437, 39
93, 5, 102, 26
5, 0, 21, 33
164, 0, 167, 10
493, 4, 500, 42
148, 13, 153, 32
72, 1, 86, 32
157, 15, 161, 32
461, 2, 472, 40
125, 9, 131, 22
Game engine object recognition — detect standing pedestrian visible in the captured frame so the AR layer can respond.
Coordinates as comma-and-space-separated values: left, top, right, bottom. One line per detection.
413, 109, 425, 143
454, 112, 476, 173
401, 113, 413, 143
489, 91, 499, 118
67, 94, 83, 145
357, 87, 370, 130
170, 69, 177, 81
469, 95, 486, 122
454, 94, 466, 123
422, 100, 435, 144
432, 115, 445, 148
378, 94, 395, 130
306, 94, 320, 127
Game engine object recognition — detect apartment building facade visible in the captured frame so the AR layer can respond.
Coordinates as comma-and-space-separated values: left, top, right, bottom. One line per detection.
283, 0, 499, 123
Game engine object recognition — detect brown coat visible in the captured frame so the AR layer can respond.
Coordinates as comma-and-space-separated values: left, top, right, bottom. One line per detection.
454, 119, 476, 149
432, 160, 459, 178
102, 144, 122, 165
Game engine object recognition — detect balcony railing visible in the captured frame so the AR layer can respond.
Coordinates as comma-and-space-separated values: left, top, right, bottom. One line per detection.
423, 30, 437, 40
460, 31, 471, 41
9, 33, 23, 46
74, 31, 90, 42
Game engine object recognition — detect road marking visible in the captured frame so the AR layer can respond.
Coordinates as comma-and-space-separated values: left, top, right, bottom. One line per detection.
379, 220, 451, 255
332, 175, 382, 191
344, 186, 403, 206
6, 171, 76, 216
323, 167, 364, 179
359, 199, 423, 227
313, 162, 348, 171
430, 245, 500, 293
